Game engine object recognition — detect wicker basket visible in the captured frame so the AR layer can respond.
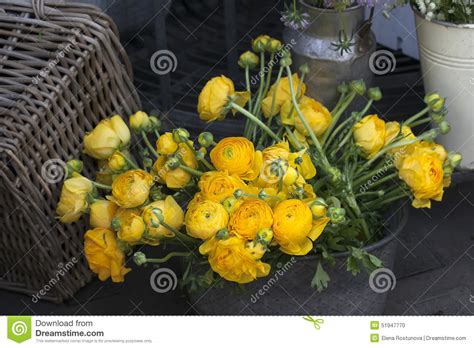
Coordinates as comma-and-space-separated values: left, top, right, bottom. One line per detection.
0, 0, 141, 302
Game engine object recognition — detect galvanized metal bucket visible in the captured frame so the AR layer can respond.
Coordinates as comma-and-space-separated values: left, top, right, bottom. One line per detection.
414, 10, 474, 170
283, 1, 376, 109
186, 204, 408, 315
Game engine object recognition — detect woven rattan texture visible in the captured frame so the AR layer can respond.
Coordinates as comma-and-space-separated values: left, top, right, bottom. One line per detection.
0, 0, 141, 302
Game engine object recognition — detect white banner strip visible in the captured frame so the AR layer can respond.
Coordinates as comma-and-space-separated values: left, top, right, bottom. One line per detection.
0, 316, 472, 347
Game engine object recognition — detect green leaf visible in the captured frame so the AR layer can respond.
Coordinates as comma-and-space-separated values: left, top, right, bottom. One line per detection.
351, 247, 364, 259
368, 254, 383, 268
346, 256, 361, 276
311, 262, 330, 292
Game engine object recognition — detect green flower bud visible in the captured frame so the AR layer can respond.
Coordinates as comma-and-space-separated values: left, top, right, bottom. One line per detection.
111, 217, 121, 231
258, 190, 268, 200
279, 51, 292, 67
233, 189, 244, 199
166, 157, 181, 170
252, 35, 271, 53
216, 228, 230, 240
256, 228, 273, 245
439, 121, 450, 135
66, 159, 83, 177
173, 128, 190, 143
350, 79, 366, 95
150, 186, 166, 201
448, 152, 462, 168
149, 116, 162, 130
368, 87, 382, 101
143, 157, 153, 168
299, 63, 310, 75
328, 206, 346, 225
198, 131, 214, 147
152, 208, 164, 223
430, 111, 445, 124
238, 50, 259, 69
267, 38, 283, 53
133, 252, 147, 266
222, 196, 237, 213
425, 93, 445, 112
337, 82, 349, 94
443, 164, 453, 177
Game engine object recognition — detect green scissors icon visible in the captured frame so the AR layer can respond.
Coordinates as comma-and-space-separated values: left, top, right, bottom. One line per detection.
303, 316, 324, 330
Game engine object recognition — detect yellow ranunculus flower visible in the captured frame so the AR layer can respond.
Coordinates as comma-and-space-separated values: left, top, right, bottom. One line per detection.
114, 209, 146, 243
142, 196, 184, 245
272, 199, 316, 255
156, 132, 178, 155
398, 142, 449, 208
197, 75, 250, 122
56, 175, 93, 223
185, 200, 229, 240
84, 115, 131, 159
152, 143, 198, 189
262, 141, 290, 161
261, 73, 306, 118
199, 236, 271, 284
391, 125, 418, 168
129, 111, 150, 132
84, 227, 131, 282
90, 200, 118, 228
288, 97, 332, 137
353, 114, 386, 159
228, 199, 273, 240
108, 169, 154, 208
198, 171, 247, 203
210, 137, 262, 180
384, 121, 401, 146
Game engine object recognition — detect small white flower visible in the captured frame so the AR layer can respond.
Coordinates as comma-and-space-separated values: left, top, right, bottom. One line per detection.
426, 11, 434, 20
428, 2, 436, 10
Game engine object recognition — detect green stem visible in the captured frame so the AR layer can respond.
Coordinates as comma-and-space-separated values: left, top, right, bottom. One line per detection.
245, 66, 253, 111
141, 131, 159, 158
184, 142, 215, 171
285, 67, 330, 169
92, 181, 112, 190
330, 91, 346, 115
284, 125, 304, 150
144, 252, 191, 264
409, 117, 431, 127
230, 102, 282, 142
117, 151, 139, 169
403, 106, 430, 126
179, 165, 203, 177
325, 99, 373, 151
321, 91, 357, 145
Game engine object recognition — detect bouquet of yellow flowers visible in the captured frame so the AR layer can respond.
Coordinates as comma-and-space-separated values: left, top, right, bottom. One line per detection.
56, 35, 461, 291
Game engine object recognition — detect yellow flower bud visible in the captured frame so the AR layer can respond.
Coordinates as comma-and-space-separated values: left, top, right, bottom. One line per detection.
83, 115, 131, 159
90, 200, 118, 228
310, 204, 327, 218
185, 200, 229, 240
156, 132, 179, 155
353, 114, 386, 159
84, 227, 131, 282
129, 111, 150, 132
115, 209, 146, 243
142, 196, 184, 245
108, 152, 127, 171
261, 74, 306, 118
251, 35, 271, 52
56, 175, 93, 223
267, 38, 282, 53
197, 75, 250, 122
282, 166, 299, 186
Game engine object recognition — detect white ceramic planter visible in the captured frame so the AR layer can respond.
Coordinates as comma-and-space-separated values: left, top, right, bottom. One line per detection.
414, 11, 474, 169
